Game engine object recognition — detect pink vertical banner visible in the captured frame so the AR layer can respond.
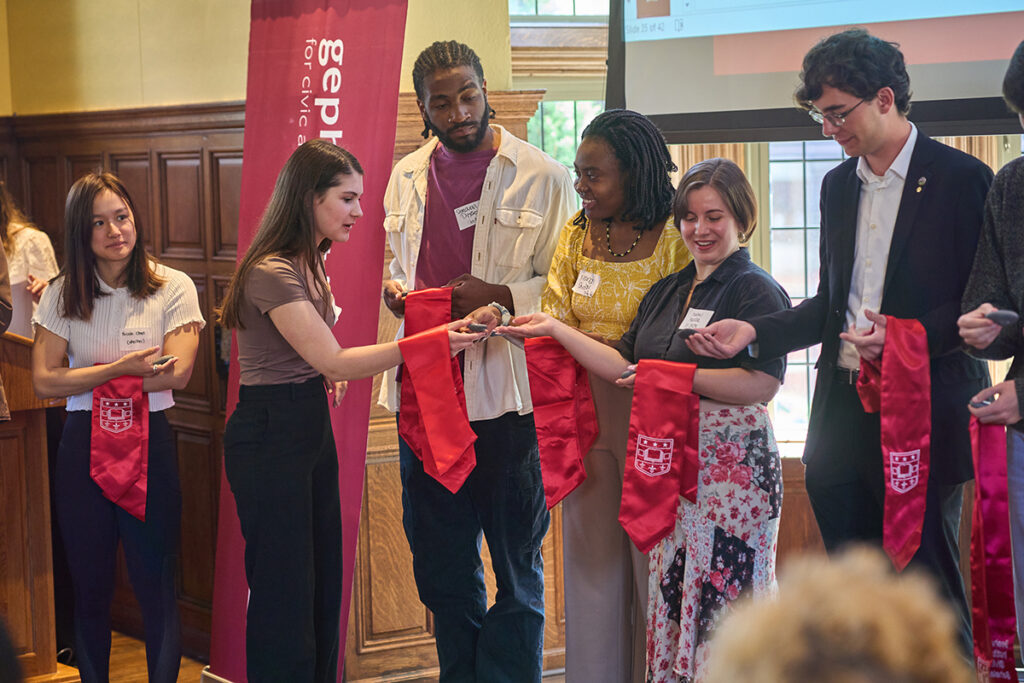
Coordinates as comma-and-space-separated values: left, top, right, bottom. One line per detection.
208, 1, 408, 680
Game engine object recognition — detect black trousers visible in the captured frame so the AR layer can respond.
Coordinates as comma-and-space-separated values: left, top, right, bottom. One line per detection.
55, 410, 181, 683
224, 377, 342, 683
804, 380, 972, 656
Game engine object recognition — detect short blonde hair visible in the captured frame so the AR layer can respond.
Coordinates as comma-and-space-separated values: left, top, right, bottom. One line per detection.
705, 547, 972, 683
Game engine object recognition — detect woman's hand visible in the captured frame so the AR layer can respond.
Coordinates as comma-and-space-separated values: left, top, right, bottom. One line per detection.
447, 318, 486, 356
26, 274, 48, 303
327, 379, 348, 408
115, 346, 165, 377
615, 364, 637, 388
958, 303, 1004, 351
495, 312, 558, 339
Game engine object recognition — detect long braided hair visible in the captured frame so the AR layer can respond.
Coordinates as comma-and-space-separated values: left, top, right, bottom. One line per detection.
572, 109, 676, 232
412, 40, 495, 138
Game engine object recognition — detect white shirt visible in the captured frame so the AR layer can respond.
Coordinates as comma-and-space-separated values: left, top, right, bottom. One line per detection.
32, 263, 206, 411
7, 226, 58, 337
378, 125, 576, 421
839, 123, 918, 370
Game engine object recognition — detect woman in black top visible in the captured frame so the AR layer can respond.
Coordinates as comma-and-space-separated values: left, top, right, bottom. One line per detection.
501, 158, 789, 682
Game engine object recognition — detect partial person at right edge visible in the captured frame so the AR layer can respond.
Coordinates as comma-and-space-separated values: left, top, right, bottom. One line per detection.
380, 41, 575, 683
687, 28, 993, 655
958, 38, 1024, 653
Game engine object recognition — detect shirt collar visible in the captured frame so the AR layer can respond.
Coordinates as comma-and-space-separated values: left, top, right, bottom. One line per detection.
678, 247, 752, 286
856, 121, 917, 185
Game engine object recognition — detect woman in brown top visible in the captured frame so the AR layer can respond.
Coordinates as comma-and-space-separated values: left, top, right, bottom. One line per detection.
219, 140, 481, 683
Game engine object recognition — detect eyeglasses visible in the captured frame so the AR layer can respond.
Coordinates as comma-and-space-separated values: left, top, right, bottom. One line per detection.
808, 98, 868, 127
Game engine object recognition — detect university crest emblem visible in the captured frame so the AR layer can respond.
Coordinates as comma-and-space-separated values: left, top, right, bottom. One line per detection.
889, 449, 920, 494
99, 397, 133, 434
634, 434, 673, 477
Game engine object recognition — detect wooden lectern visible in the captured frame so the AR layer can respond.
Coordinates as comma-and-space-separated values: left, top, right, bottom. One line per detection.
0, 332, 78, 682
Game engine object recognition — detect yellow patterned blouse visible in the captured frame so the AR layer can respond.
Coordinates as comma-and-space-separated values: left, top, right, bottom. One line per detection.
542, 216, 691, 340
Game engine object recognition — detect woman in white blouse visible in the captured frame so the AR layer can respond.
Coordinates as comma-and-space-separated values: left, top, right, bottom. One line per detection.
0, 181, 58, 336
31, 172, 204, 683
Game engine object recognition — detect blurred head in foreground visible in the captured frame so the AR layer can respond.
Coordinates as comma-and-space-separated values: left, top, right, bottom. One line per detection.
705, 547, 971, 683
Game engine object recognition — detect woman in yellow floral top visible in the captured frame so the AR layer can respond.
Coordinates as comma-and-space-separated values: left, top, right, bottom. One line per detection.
542, 109, 689, 683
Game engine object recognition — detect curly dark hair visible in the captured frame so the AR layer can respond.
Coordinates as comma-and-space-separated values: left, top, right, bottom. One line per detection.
412, 40, 485, 101
1003, 40, 1024, 114
795, 28, 912, 116
572, 109, 676, 233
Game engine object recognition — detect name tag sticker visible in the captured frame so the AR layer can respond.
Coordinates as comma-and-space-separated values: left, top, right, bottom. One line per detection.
454, 201, 479, 231
572, 271, 601, 297
679, 308, 714, 330
120, 328, 151, 353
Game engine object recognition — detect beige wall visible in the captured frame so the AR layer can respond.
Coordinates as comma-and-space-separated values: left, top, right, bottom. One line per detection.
4, 0, 510, 116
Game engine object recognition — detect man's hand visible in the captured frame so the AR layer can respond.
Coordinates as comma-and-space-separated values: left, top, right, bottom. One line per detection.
969, 380, 1021, 425
382, 280, 407, 318
958, 303, 1004, 351
447, 274, 513, 320
839, 309, 887, 362
685, 319, 756, 359
465, 305, 502, 333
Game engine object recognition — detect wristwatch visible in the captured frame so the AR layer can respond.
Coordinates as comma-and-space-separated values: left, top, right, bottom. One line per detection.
488, 301, 512, 326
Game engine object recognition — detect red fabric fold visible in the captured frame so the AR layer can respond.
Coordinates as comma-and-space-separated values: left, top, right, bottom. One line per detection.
398, 288, 476, 493
91, 374, 149, 521
620, 359, 699, 553
855, 316, 930, 571
524, 336, 598, 509
969, 417, 1017, 680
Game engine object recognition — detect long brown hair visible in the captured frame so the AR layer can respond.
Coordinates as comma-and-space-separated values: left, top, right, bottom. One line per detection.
60, 172, 165, 320
0, 180, 37, 256
219, 139, 363, 329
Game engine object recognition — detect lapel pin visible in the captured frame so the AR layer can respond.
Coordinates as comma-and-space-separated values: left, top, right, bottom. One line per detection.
916, 176, 926, 193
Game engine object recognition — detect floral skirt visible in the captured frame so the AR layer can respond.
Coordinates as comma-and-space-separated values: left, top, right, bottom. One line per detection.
646, 401, 782, 682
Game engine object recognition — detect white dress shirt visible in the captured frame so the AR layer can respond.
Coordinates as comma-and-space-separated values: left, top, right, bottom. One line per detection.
839, 123, 918, 370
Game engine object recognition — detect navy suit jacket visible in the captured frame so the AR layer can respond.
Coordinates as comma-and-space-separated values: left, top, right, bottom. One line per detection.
752, 133, 993, 484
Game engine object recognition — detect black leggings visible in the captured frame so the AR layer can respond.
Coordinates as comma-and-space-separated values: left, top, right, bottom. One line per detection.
55, 410, 181, 683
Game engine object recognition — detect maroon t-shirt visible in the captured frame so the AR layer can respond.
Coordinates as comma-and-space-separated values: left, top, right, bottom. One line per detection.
415, 143, 496, 289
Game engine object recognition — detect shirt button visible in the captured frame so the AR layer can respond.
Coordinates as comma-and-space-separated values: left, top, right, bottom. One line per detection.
870, 224, 876, 230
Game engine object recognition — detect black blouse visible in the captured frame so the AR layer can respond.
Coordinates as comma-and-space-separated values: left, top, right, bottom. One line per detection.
617, 248, 791, 382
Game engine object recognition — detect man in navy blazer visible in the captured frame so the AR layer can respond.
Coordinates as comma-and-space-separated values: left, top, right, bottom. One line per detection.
689, 28, 992, 652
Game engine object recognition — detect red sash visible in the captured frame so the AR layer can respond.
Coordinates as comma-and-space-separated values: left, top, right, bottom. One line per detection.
524, 336, 598, 509
91, 374, 149, 521
398, 288, 476, 493
620, 359, 699, 553
968, 417, 1017, 680
855, 316, 930, 570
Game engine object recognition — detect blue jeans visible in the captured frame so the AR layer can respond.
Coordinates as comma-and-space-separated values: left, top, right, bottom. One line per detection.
399, 411, 550, 683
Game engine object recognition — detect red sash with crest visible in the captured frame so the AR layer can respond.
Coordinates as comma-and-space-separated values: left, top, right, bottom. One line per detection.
855, 316, 930, 570
968, 417, 1017, 680
620, 359, 699, 553
524, 336, 598, 509
398, 287, 476, 493
91, 374, 149, 520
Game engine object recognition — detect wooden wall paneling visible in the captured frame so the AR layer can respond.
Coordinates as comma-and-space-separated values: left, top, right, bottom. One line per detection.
172, 272, 213, 413
0, 419, 32, 651
209, 150, 243, 262
171, 422, 219, 653
21, 156, 64, 262
111, 153, 155, 254
211, 276, 233, 415
157, 152, 205, 260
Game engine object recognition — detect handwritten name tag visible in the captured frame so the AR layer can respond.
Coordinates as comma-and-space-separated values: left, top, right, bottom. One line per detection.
572, 271, 601, 297
679, 308, 714, 330
454, 201, 479, 231
120, 328, 151, 354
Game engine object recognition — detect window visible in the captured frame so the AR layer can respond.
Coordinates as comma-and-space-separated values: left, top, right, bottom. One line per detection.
527, 100, 604, 169
510, 0, 609, 18
765, 139, 847, 457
